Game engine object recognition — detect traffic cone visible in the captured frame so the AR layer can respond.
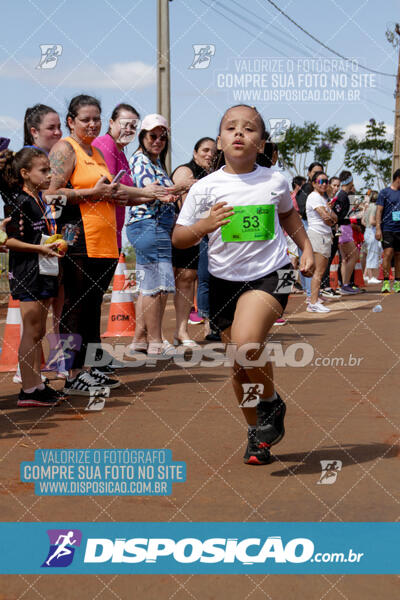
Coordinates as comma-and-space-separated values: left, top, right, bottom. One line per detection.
354, 260, 366, 288
0, 297, 21, 372
329, 253, 339, 290
102, 254, 136, 337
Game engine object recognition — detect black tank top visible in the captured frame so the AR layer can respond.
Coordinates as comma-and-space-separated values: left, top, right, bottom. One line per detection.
171, 158, 209, 181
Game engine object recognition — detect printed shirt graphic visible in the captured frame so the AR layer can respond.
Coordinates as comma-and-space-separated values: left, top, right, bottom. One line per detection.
177, 165, 292, 281
8, 191, 57, 299
128, 152, 174, 223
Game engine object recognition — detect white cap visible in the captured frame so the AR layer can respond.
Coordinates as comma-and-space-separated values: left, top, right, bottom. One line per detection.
140, 113, 169, 132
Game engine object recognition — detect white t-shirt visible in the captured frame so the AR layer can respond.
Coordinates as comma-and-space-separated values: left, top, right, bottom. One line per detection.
176, 165, 293, 281
306, 191, 332, 235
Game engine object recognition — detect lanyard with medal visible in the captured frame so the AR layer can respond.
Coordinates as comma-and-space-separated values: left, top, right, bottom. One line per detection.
23, 188, 60, 276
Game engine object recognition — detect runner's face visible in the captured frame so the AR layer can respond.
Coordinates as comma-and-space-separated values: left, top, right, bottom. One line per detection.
31, 112, 62, 152
218, 107, 264, 162
23, 156, 51, 191
193, 140, 216, 170
110, 109, 139, 146
143, 126, 167, 159
69, 105, 101, 144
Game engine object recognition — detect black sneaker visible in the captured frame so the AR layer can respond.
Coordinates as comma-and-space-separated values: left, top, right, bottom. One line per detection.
205, 331, 221, 342
63, 371, 106, 396
256, 394, 286, 448
321, 287, 341, 298
90, 368, 120, 389
94, 348, 126, 370
40, 384, 68, 402
243, 428, 271, 465
93, 364, 116, 375
17, 387, 61, 408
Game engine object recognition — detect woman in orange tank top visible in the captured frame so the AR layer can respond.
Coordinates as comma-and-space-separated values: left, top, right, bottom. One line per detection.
47, 95, 164, 396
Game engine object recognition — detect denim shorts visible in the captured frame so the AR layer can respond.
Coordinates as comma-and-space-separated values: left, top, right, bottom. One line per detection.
126, 212, 175, 296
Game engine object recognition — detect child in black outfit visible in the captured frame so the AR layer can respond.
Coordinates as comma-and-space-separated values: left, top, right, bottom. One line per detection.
5, 147, 65, 407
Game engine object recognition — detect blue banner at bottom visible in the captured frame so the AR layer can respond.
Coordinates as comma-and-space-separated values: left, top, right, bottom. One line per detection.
0, 522, 397, 574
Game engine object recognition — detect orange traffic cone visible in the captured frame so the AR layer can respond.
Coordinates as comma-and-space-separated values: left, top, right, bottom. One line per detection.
102, 254, 136, 337
0, 297, 21, 372
354, 260, 366, 288
329, 253, 339, 290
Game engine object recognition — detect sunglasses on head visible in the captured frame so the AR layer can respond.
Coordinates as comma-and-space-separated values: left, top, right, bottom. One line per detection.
149, 132, 168, 141
317, 178, 329, 184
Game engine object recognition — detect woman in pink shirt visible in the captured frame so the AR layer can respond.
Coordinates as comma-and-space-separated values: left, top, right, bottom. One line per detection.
92, 103, 139, 250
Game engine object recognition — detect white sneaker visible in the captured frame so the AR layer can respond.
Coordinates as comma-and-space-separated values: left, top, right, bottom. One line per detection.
307, 302, 331, 313
368, 277, 381, 284
306, 298, 324, 306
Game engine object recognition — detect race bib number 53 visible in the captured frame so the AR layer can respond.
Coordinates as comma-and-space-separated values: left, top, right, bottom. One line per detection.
221, 205, 275, 242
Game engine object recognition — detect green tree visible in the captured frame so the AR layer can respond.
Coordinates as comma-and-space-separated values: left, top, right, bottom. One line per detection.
278, 121, 344, 176
344, 119, 392, 190
122, 244, 136, 268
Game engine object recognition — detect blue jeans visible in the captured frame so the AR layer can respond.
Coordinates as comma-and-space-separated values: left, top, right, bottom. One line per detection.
299, 219, 311, 297
126, 211, 175, 296
197, 237, 210, 318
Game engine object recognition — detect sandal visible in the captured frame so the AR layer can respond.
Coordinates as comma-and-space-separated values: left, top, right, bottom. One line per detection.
173, 337, 200, 348
147, 342, 176, 360
125, 342, 148, 358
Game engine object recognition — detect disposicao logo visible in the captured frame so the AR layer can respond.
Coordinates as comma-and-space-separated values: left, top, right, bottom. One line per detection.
83, 536, 314, 564
42, 529, 82, 568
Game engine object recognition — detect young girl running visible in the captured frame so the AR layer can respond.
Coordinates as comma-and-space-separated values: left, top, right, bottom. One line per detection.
172, 105, 314, 465
5, 147, 65, 407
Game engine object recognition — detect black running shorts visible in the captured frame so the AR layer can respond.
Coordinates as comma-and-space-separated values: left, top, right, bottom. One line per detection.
209, 263, 292, 333
382, 231, 400, 252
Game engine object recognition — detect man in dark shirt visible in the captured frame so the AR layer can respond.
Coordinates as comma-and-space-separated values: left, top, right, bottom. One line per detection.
376, 169, 400, 293
296, 161, 323, 220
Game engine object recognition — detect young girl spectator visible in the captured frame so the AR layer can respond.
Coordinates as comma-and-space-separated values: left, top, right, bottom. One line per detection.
22, 105, 67, 379
305, 172, 337, 313
173, 104, 314, 465
4, 148, 65, 407
333, 171, 361, 294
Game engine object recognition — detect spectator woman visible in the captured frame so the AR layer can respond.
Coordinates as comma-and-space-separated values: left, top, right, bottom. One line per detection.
362, 190, 381, 283
328, 176, 340, 200
92, 103, 141, 251
306, 172, 337, 313
47, 95, 161, 395
172, 137, 216, 345
24, 104, 62, 151
126, 114, 177, 357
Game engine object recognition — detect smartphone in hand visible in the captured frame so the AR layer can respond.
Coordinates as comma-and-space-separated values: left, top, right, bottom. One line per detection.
111, 170, 126, 184
0, 138, 10, 152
